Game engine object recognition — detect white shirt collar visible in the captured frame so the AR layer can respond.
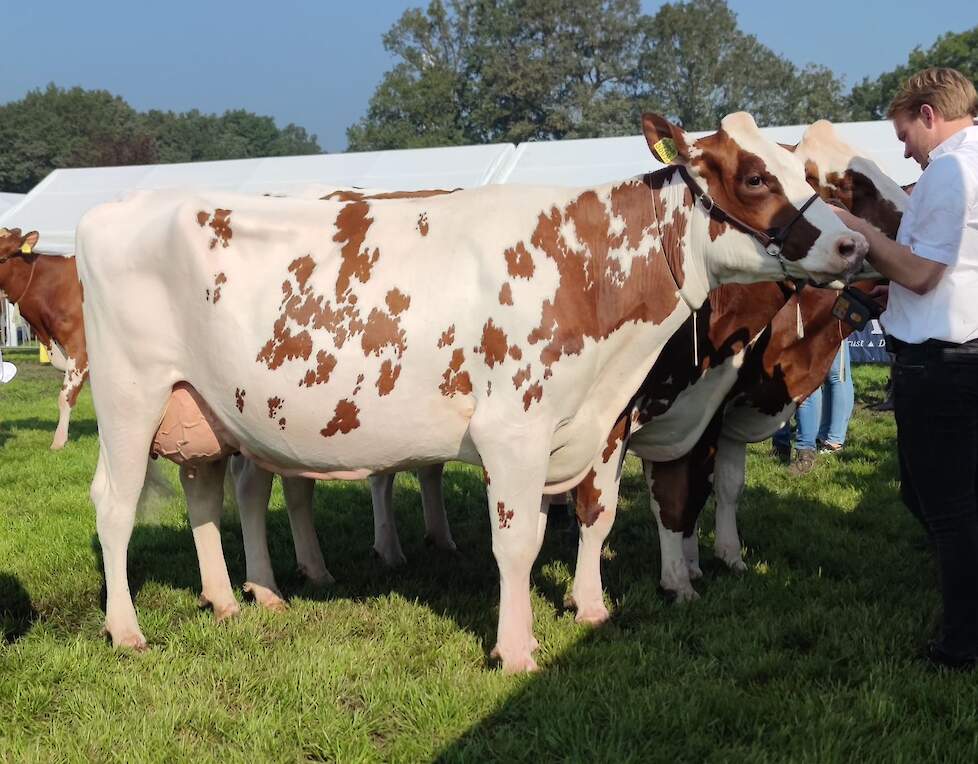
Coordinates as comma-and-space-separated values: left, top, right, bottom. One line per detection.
929, 124, 978, 163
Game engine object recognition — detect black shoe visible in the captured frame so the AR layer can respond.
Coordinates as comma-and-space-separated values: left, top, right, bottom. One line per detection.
787, 449, 817, 476
924, 641, 977, 671
869, 396, 894, 412
771, 443, 791, 465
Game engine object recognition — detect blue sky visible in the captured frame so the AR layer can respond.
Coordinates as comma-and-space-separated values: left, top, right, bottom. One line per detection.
2, 1, 974, 152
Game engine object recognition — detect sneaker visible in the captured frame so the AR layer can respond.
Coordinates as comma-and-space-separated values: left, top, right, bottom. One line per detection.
771, 442, 791, 465
818, 442, 843, 455
788, 449, 816, 476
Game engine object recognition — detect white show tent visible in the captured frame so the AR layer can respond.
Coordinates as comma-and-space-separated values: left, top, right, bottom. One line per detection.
0, 144, 517, 256
493, 120, 920, 188
0, 192, 25, 214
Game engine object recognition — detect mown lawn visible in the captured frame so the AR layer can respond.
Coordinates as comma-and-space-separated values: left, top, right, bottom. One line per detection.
0, 347, 975, 762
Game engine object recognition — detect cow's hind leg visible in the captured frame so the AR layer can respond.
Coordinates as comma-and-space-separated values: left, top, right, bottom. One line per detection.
90, 385, 171, 649
51, 372, 73, 450
181, 457, 240, 621
418, 463, 456, 552
282, 476, 333, 585
231, 456, 288, 611
713, 434, 749, 573
371, 473, 407, 567
645, 459, 699, 602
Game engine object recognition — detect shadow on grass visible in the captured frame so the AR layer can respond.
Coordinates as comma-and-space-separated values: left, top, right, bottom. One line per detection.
0, 416, 98, 448
0, 573, 38, 643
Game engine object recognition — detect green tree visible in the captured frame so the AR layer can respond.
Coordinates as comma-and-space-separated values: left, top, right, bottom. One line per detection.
637, 0, 849, 131
347, 0, 647, 150
0, 86, 322, 192
848, 26, 978, 120
0, 84, 158, 192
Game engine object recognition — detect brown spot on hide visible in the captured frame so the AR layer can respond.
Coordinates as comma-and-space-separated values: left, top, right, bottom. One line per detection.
377, 360, 401, 396
496, 501, 514, 529
385, 288, 410, 315
439, 348, 472, 397
301, 350, 336, 387
196, 211, 210, 227
213, 272, 227, 303
483, 470, 491, 486
476, 319, 508, 368
512, 364, 532, 390
524, 184, 680, 371
322, 188, 459, 202
417, 213, 429, 236
504, 242, 535, 279
522, 381, 543, 410
333, 201, 379, 300
498, 283, 513, 306
438, 325, 455, 348
575, 470, 605, 527
321, 399, 361, 437
267, 397, 284, 419
508, 344, 522, 361
235, 388, 246, 413
279, 417, 287, 431
198, 208, 233, 249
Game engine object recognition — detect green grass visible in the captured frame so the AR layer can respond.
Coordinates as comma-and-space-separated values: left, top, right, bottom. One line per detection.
1, 348, 976, 762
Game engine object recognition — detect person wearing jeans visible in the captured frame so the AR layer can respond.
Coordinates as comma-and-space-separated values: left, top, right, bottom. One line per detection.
771, 340, 854, 472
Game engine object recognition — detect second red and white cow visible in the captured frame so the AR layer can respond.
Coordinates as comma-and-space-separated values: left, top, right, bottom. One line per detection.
76, 111, 865, 672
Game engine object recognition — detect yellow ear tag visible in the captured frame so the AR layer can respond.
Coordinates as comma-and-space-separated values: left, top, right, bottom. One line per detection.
653, 137, 679, 164
20, 243, 33, 254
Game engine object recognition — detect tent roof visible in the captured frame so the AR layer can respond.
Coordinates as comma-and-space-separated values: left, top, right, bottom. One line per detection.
0, 144, 516, 254
0, 193, 25, 215
0, 119, 919, 256
494, 120, 920, 189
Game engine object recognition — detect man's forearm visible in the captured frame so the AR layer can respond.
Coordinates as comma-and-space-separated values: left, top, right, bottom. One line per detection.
860, 225, 945, 295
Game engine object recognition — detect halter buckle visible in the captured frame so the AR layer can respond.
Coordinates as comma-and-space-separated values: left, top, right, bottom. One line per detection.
765, 241, 783, 257
699, 194, 714, 214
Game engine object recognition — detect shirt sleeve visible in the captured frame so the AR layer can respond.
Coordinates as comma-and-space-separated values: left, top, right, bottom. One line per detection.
907, 155, 969, 265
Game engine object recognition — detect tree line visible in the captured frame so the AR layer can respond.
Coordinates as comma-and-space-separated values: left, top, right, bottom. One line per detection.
1, 0, 975, 192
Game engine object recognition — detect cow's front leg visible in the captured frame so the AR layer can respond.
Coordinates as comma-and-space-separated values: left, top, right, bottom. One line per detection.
282, 476, 333, 585
181, 457, 240, 622
231, 456, 288, 612
417, 463, 456, 552
370, 473, 406, 567
645, 459, 699, 602
683, 527, 703, 580
474, 417, 552, 674
713, 434, 748, 573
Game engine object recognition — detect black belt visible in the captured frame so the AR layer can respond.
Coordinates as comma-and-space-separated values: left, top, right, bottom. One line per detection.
888, 335, 978, 364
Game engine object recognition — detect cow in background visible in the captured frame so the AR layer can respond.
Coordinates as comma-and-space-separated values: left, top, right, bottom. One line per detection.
639, 120, 906, 598
77, 112, 866, 671
0, 228, 87, 450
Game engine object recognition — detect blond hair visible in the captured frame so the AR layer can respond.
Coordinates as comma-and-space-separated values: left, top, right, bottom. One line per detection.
887, 67, 978, 120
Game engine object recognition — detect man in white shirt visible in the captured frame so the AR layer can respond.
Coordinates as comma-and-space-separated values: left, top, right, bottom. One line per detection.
835, 68, 978, 670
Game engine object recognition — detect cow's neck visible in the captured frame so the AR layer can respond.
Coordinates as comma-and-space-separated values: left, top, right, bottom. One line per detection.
0, 257, 35, 306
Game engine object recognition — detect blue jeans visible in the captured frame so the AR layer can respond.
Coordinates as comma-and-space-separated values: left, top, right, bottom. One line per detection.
773, 342, 854, 452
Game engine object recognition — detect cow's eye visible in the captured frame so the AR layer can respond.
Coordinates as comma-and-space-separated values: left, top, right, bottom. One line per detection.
746, 175, 764, 187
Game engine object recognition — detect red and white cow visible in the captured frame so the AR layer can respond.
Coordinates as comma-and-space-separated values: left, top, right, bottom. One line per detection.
76, 112, 866, 672
0, 229, 88, 450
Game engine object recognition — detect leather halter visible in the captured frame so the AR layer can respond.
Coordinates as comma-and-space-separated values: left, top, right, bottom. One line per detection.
645, 166, 821, 278
6, 256, 38, 305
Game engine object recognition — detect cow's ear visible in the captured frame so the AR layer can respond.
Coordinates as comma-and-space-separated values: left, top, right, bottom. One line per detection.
642, 113, 690, 165
21, 231, 39, 254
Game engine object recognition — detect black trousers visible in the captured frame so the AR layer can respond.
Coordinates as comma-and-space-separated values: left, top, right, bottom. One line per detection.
893, 342, 978, 657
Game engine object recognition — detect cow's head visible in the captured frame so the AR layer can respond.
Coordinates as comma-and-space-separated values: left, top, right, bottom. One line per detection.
642, 112, 867, 286
0, 228, 39, 263
793, 120, 907, 239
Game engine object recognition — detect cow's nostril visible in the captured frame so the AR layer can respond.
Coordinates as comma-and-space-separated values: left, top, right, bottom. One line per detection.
837, 238, 856, 258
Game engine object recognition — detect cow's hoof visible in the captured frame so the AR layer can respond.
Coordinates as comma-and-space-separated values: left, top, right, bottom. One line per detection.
529, 635, 540, 653
490, 645, 539, 674
726, 558, 748, 575
423, 534, 458, 553
373, 545, 407, 568
243, 582, 288, 612
106, 627, 148, 651
298, 564, 335, 587
715, 548, 748, 573
687, 563, 704, 580
660, 585, 699, 604
575, 604, 610, 626
50, 440, 67, 451
213, 601, 242, 622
